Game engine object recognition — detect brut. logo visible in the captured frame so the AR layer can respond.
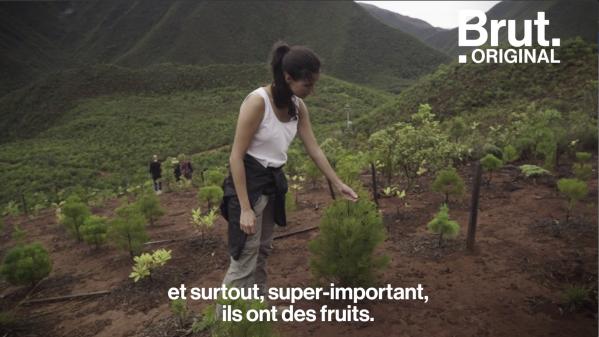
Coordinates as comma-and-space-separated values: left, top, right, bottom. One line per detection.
458, 10, 560, 64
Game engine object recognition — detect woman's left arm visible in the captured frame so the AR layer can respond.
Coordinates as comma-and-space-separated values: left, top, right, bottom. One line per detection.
296, 99, 358, 202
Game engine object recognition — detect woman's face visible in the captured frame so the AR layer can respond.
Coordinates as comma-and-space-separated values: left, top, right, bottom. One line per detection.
285, 72, 320, 99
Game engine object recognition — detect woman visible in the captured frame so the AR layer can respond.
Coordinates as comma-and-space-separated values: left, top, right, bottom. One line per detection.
220, 41, 358, 298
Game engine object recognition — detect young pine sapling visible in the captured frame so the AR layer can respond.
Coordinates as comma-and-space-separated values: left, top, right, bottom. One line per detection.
198, 186, 224, 210
480, 154, 503, 185
557, 178, 588, 224
427, 204, 460, 247
431, 167, 465, 204
81, 215, 109, 249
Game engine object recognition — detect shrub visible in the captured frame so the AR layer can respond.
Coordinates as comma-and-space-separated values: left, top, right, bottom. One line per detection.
368, 128, 396, 185
192, 293, 278, 337
129, 248, 172, 282
204, 169, 226, 187
535, 128, 557, 170
371, 104, 462, 189
573, 151, 593, 181
431, 167, 465, 204
136, 193, 165, 226
320, 138, 345, 167
557, 178, 588, 223
0, 310, 17, 330
81, 215, 109, 249
449, 116, 467, 142
482, 143, 503, 159
480, 154, 503, 185
303, 159, 321, 189
191, 207, 217, 241
502, 145, 519, 163
171, 298, 190, 328
11, 224, 26, 244
0, 243, 52, 287
179, 176, 193, 190
61, 196, 91, 242
109, 203, 149, 258
198, 185, 224, 209
162, 164, 177, 193
51, 200, 66, 224
289, 175, 304, 204
285, 192, 296, 212
285, 147, 304, 177
573, 163, 593, 181
3, 201, 20, 217
427, 204, 460, 247
336, 153, 367, 189
562, 285, 590, 312
381, 186, 404, 198
575, 152, 591, 162
519, 165, 551, 179
309, 198, 388, 286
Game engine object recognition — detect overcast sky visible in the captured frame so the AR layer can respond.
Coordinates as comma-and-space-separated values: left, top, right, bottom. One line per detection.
357, 1, 501, 29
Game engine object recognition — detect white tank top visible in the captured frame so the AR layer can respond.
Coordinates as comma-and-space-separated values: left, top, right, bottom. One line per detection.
245, 87, 299, 168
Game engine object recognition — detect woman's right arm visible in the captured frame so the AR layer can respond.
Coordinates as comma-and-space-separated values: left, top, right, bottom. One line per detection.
229, 94, 264, 235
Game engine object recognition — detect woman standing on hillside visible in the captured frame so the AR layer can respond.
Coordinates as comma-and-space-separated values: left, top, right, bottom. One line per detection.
219, 41, 358, 300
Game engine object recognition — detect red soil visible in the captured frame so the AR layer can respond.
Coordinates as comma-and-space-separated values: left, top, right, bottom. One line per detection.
1, 159, 597, 337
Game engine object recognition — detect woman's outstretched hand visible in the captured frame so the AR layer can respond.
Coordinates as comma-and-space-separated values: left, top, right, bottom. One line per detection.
335, 181, 359, 202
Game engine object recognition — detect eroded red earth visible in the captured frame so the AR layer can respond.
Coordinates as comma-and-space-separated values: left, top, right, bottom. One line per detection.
1, 159, 597, 337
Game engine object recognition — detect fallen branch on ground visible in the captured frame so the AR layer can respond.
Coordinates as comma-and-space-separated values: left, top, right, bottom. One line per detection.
274, 226, 319, 240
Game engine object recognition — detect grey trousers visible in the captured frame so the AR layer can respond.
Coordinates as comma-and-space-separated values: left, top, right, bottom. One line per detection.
222, 194, 275, 296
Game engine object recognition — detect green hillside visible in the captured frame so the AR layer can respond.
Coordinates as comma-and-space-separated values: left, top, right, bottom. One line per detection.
0, 1, 448, 96
356, 38, 597, 150
0, 2, 75, 94
0, 63, 393, 206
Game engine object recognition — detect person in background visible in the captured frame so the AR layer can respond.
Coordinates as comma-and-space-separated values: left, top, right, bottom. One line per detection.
181, 157, 194, 180
149, 154, 162, 194
173, 158, 181, 182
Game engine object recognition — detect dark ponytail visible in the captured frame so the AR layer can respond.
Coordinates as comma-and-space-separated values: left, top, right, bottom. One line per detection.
269, 41, 321, 118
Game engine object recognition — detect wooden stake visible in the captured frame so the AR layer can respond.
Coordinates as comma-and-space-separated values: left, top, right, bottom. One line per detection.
467, 161, 483, 252
370, 162, 379, 207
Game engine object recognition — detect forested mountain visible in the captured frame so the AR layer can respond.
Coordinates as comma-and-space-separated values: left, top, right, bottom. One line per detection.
360, 0, 597, 56
0, 1, 449, 96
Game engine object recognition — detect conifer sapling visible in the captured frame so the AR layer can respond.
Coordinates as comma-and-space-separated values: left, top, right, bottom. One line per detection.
109, 203, 149, 258
136, 193, 165, 226
557, 178, 588, 224
61, 196, 91, 241
198, 186, 224, 210
0, 243, 52, 287
427, 204, 460, 247
432, 167, 465, 204
81, 215, 109, 249
480, 154, 503, 185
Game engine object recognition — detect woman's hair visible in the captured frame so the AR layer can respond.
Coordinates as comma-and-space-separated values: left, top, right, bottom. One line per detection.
269, 41, 321, 117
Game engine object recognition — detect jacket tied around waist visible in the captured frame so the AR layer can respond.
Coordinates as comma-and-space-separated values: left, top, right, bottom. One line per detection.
220, 154, 288, 260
